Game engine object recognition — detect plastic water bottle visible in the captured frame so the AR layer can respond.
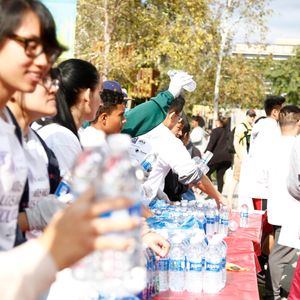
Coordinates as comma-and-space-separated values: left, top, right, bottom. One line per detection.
141, 152, 157, 174
167, 69, 197, 92
218, 206, 229, 237
185, 234, 206, 293
220, 238, 228, 289
84, 134, 146, 298
194, 210, 207, 235
240, 204, 249, 228
168, 235, 186, 292
54, 172, 73, 203
205, 206, 216, 236
203, 236, 223, 294
157, 254, 169, 292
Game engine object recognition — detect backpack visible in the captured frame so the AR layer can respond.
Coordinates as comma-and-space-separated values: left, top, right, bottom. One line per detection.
227, 123, 251, 154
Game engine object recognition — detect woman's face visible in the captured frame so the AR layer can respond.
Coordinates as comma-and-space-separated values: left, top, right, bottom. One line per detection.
0, 11, 50, 99
84, 80, 103, 121
21, 76, 58, 122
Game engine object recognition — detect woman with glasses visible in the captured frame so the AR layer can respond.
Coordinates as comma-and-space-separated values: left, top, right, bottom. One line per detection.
0, 1, 139, 299
36, 58, 102, 177
7, 70, 64, 241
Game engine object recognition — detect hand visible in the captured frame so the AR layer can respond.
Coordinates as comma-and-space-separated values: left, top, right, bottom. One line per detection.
38, 188, 140, 270
142, 232, 170, 259
168, 71, 194, 98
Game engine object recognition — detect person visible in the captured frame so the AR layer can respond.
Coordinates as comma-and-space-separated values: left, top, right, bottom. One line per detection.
80, 80, 170, 255
121, 73, 194, 137
0, 1, 140, 299
226, 109, 256, 208
131, 96, 225, 206
36, 58, 102, 177
239, 95, 285, 211
87, 80, 127, 138
205, 116, 233, 193
164, 113, 201, 201
285, 135, 300, 300
263, 105, 300, 300
190, 115, 207, 154
7, 70, 64, 240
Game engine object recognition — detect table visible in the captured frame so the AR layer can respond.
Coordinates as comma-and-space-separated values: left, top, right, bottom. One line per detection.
153, 212, 263, 300
229, 211, 263, 257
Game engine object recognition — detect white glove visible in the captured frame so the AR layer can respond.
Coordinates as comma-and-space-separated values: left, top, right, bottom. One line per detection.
25, 195, 67, 230
168, 71, 194, 98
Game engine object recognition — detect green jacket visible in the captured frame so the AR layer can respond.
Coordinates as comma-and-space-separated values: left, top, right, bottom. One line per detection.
122, 90, 174, 137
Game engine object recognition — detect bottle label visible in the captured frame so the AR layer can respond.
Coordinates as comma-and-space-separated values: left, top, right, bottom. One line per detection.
188, 261, 202, 272
158, 259, 169, 271
169, 259, 185, 271
240, 212, 248, 218
54, 180, 71, 197
100, 202, 141, 218
206, 262, 221, 272
219, 218, 229, 226
141, 160, 152, 173
206, 217, 215, 224
221, 258, 226, 269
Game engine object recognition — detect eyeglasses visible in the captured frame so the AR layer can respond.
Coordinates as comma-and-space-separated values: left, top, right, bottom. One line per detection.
249, 114, 256, 118
38, 77, 59, 91
7, 34, 62, 63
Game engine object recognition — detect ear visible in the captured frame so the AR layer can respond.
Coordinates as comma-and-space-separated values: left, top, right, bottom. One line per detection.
100, 112, 108, 125
169, 111, 177, 122
83, 88, 91, 103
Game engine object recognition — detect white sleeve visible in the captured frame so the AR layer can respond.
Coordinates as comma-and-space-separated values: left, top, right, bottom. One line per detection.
287, 137, 300, 201
162, 138, 202, 185
0, 240, 57, 300
25, 195, 66, 230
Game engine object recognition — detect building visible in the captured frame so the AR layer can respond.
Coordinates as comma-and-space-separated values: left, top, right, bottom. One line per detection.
232, 39, 300, 60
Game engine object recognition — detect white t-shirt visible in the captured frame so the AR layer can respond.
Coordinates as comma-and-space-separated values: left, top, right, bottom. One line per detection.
79, 126, 106, 149
23, 128, 50, 238
239, 118, 281, 201
266, 135, 296, 226
131, 124, 202, 202
37, 123, 82, 177
0, 108, 28, 250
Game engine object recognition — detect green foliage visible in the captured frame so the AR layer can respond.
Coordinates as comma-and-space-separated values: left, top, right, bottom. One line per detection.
75, 0, 275, 114
266, 47, 300, 105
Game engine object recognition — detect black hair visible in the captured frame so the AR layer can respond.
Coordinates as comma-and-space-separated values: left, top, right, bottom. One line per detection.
264, 95, 285, 116
192, 115, 205, 128
279, 105, 300, 127
92, 89, 124, 123
168, 95, 185, 115
0, 0, 65, 55
38, 59, 100, 139
180, 113, 190, 136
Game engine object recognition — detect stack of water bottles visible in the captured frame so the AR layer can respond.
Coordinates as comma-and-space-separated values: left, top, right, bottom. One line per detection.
55, 134, 146, 300
140, 199, 232, 298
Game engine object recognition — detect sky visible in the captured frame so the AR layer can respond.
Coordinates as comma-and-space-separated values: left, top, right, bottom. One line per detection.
235, 0, 300, 44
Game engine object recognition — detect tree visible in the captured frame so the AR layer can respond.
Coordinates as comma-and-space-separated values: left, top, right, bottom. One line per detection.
210, 0, 272, 120
266, 47, 300, 105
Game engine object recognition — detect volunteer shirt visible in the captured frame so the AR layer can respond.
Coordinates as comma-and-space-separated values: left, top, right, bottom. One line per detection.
266, 135, 296, 226
38, 123, 82, 177
23, 128, 50, 239
131, 123, 202, 202
240, 117, 280, 199
0, 108, 28, 250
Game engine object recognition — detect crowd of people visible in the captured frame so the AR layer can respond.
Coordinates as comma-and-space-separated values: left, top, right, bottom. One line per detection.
0, 1, 300, 300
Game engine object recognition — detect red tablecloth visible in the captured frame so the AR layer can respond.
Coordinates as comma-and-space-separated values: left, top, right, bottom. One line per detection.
154, 239, 259, 300
229, 212, 263, 257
